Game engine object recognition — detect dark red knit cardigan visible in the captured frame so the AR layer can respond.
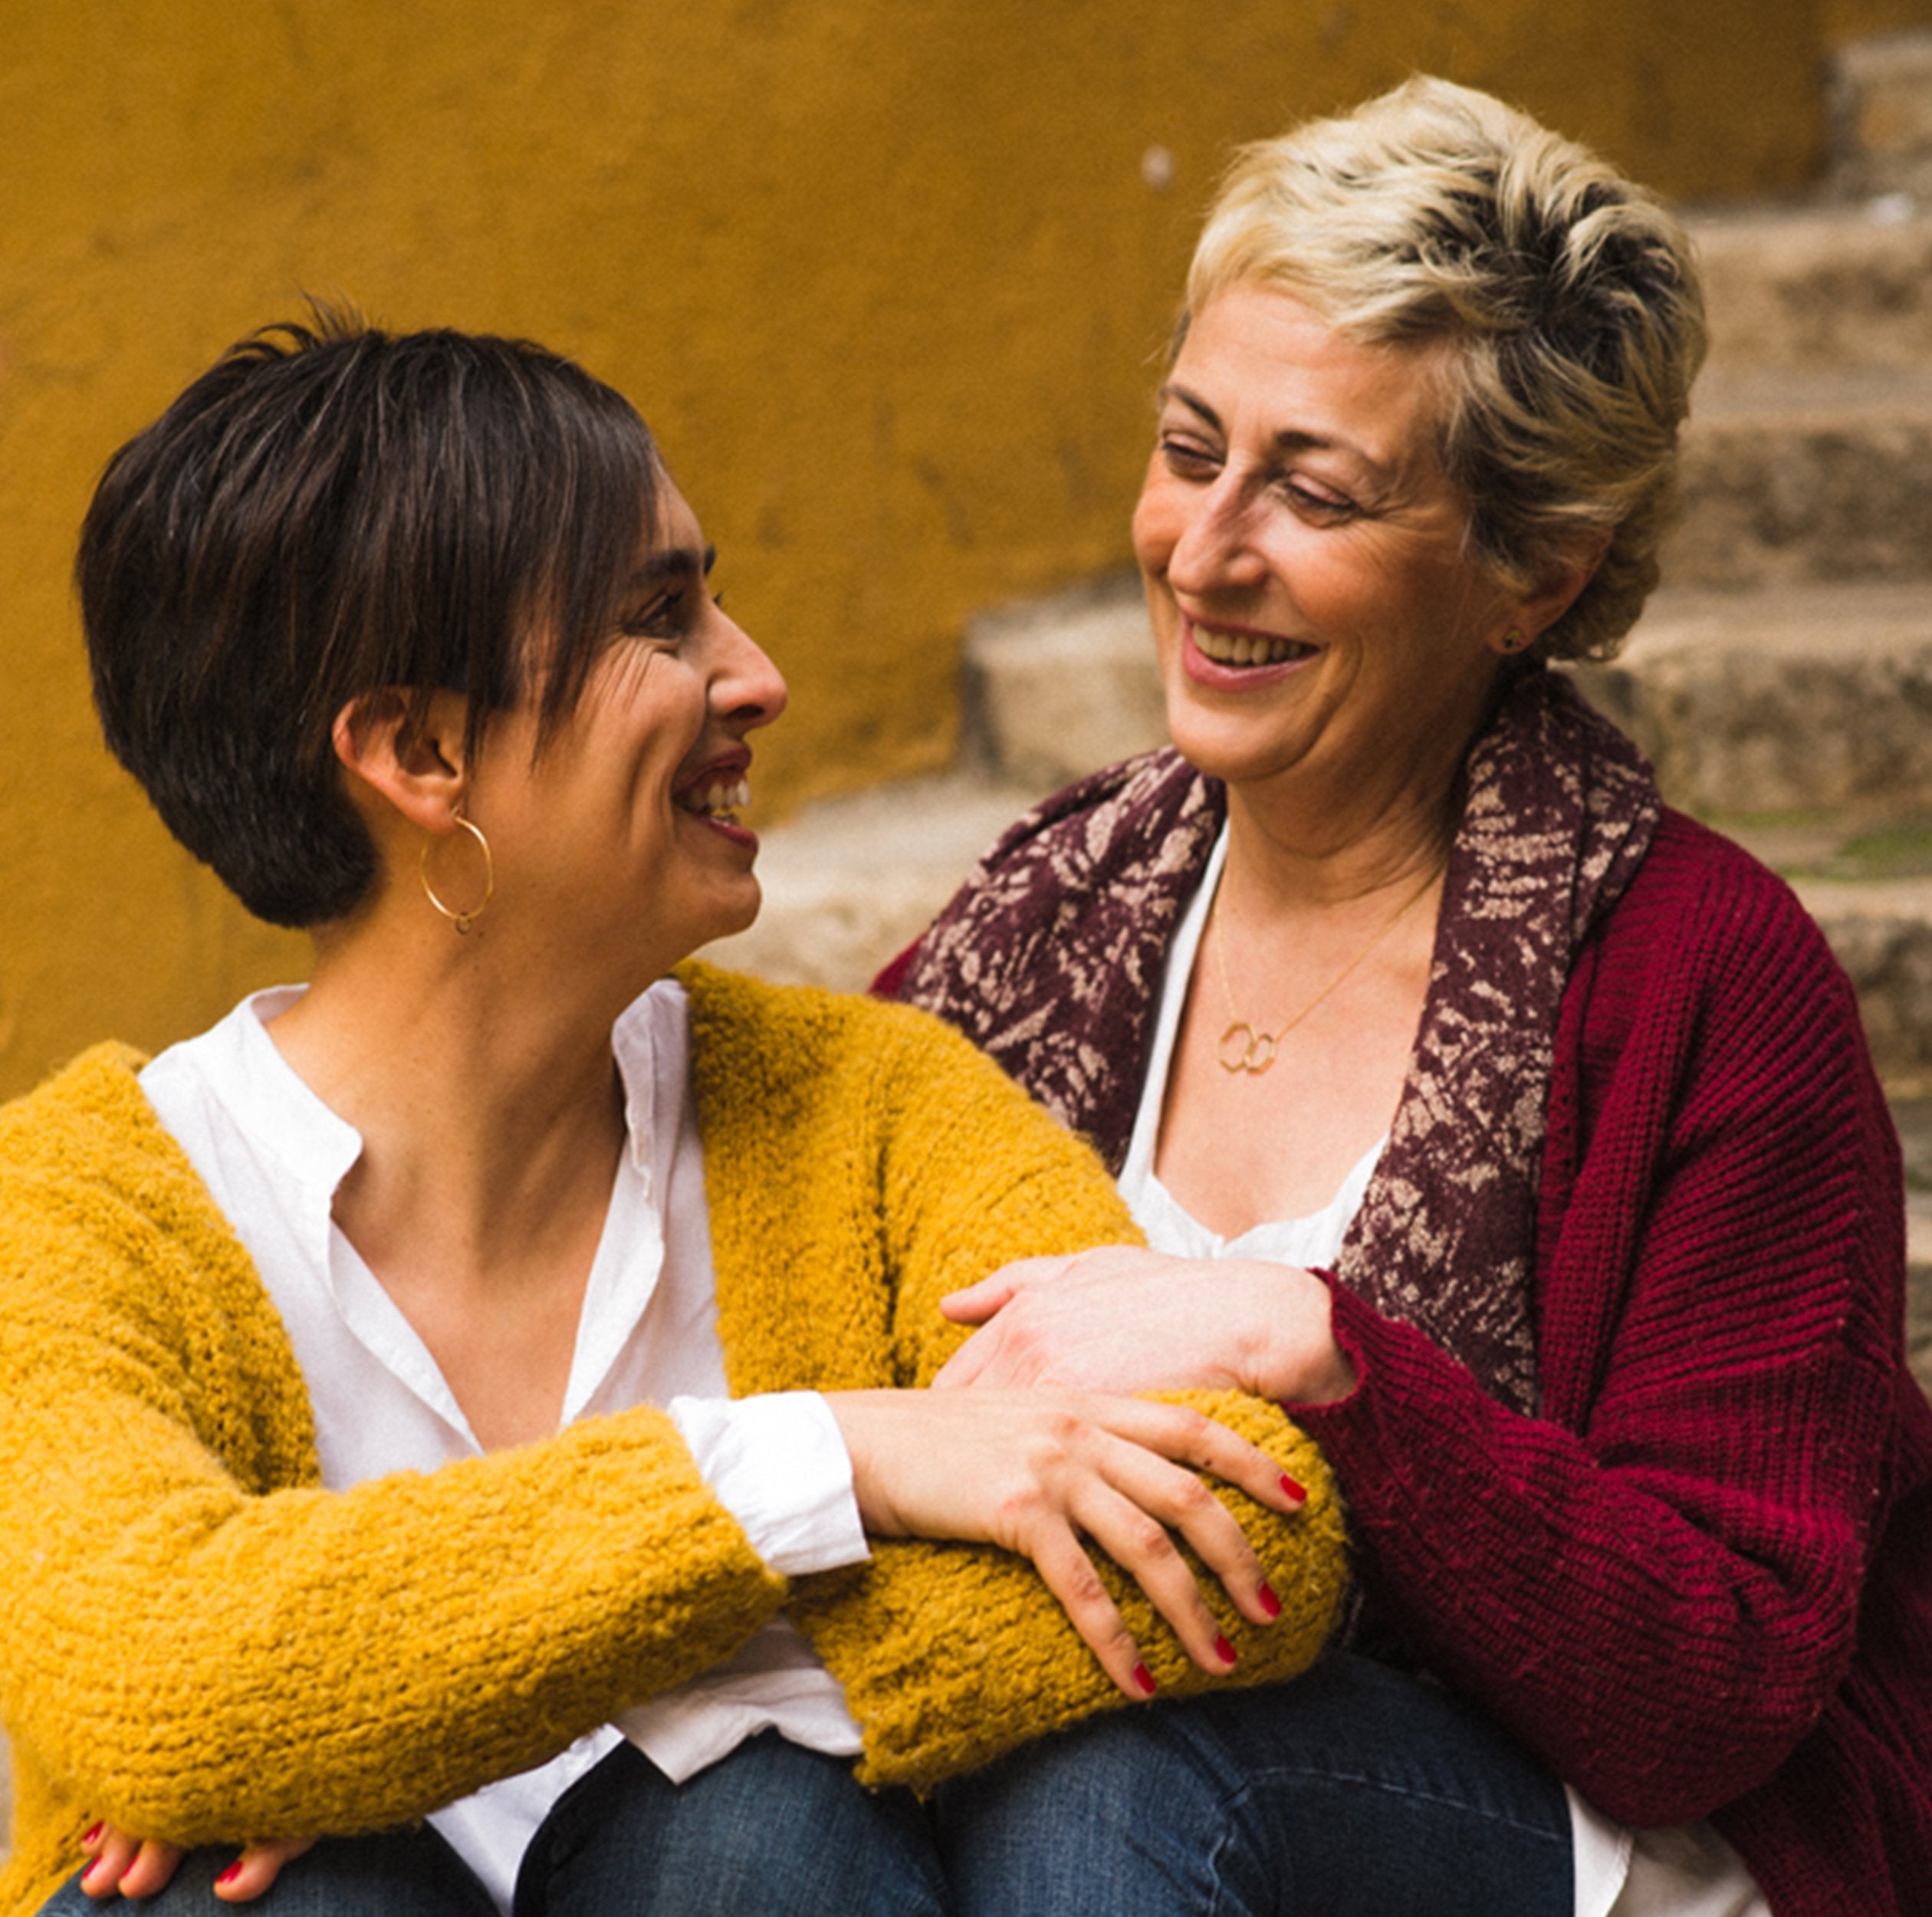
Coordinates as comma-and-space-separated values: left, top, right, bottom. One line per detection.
882, 696, 1932, 1916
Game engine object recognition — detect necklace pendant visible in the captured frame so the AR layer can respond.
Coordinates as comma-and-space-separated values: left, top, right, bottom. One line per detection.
1217, 1021, 1278, 1077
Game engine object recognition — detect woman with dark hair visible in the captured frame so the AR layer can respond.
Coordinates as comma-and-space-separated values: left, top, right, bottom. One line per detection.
886, 77, 1932, 1915
0, 314, 1343, 1917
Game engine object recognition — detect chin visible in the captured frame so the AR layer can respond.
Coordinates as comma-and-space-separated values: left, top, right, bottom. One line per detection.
1163, 698, 1296, 791
706, 880, 764, 946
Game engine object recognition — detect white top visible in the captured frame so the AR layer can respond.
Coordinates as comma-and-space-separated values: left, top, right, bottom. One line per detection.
140, 979, 867, 1915
1124, 828, 1769, 1917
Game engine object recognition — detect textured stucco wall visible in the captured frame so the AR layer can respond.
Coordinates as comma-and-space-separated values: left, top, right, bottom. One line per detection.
2, 0, 1927, 1096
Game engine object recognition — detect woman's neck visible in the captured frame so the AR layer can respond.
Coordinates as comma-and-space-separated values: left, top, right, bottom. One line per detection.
267, 919, 634, 1297
267, 919, 643, 1450
1218, 773, 1457, 924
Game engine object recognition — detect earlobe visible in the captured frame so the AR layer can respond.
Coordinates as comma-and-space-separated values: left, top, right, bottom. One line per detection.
331, 689, 471, 832
1492, 536, 1608, 657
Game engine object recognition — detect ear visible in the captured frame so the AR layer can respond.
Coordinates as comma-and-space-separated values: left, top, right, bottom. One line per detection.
1488, 534, 1608, 657
331, 689, 472, 834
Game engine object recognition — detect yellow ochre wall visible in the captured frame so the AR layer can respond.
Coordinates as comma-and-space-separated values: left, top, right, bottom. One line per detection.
2, 0, 1928, 1097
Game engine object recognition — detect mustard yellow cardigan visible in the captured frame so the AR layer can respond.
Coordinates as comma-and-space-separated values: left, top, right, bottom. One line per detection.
0, 965, 1344, 1915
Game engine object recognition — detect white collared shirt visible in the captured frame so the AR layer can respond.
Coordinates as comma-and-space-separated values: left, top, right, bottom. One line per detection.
140, 978, 866, 1914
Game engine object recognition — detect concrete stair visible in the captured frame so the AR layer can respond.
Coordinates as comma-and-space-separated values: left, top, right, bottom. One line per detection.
712, 31, 1932, 1399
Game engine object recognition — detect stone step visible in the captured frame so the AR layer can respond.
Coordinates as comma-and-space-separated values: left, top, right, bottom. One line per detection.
964, 580, 1932, 826
1567, 583, 1932, 818
1670, 367, 1932, 589
1689, 202, 1932, 374
959, 574, 1162, 791
1829, 28, 1932, 199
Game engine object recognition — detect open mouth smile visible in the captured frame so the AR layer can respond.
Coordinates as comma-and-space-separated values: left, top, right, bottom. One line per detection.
674, 774, 751, 826
1188, 620, 1318, 668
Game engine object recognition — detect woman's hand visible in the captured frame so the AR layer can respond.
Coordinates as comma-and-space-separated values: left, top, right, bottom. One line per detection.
823, 1386, 1302, 1700
78, 1824, 314, 1902
933, 1247, 1359, 1405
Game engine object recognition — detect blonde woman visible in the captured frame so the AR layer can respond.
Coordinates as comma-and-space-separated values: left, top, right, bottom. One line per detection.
889, 78, 1932, 1916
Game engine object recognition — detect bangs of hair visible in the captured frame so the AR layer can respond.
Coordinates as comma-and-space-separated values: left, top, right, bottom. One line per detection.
80, 308, 665, 926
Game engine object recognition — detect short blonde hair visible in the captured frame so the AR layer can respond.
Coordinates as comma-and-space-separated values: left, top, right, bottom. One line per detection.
1186, 76, 1706, 661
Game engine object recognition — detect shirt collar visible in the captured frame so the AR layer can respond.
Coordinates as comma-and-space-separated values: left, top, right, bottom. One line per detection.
208, 976, 687, 1199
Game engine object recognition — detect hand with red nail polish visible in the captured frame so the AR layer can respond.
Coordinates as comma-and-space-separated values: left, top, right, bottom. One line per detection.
828, 1385, 1308, 1700
207, 1838, 317, 1901
73, 1824, 315, 1905
73, 1826, 186, 1902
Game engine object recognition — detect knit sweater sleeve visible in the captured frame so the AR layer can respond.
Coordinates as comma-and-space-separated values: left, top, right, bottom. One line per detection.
770, 996, 1349, 1791
0, 1046, 787, 1853
1289, 831, 1904, 1827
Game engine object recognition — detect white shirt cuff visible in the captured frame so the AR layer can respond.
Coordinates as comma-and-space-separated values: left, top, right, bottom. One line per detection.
666, 1392, 869, 1577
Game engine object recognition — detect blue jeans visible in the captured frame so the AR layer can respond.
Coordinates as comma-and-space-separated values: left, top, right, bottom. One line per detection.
39, 1656, 1569, 1914
512, 1737, 948, 1917
935, 1652, 1573, 1915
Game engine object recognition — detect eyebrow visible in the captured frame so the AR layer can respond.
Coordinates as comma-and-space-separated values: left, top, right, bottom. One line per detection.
626, 542, 717, 590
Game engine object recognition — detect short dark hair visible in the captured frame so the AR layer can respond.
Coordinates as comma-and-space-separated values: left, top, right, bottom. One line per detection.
77, 308, 662, 927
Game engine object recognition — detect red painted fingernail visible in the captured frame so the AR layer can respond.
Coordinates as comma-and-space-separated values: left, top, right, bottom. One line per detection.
1215, 1634, 1237, 1666
1132, 1662, 1157, 1696
1258, 1581, 1282, 1619
218, 1863, 244, 1887
81, 1823, 104, 1848
1281, 1472, 1307, 1503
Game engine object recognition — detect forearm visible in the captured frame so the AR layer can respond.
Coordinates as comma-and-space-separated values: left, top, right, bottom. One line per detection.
792, 1388, 1346, 1790
0, 1401, 787, 1843
1293, 1281, 1884, 1824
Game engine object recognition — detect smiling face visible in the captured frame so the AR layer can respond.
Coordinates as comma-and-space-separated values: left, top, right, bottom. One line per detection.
463, 480, 787, 979
1133, 282, 1540, 837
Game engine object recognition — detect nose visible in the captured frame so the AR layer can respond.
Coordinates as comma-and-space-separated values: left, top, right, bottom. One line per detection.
714, 610, 788, 732
1162, 472, 1268, 600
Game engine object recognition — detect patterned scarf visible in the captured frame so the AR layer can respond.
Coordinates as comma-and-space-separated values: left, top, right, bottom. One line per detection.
892, 669, 1661, 1411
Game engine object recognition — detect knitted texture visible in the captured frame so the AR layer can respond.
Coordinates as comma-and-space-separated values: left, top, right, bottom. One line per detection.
889, 774, 1932, 1913
0, 972, 1346, 1914
688, 965, 1346, 1790
0, 1046, 784, 1912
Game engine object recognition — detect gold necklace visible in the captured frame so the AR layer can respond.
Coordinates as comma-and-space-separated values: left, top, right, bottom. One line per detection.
1211, 862, 1444, 1076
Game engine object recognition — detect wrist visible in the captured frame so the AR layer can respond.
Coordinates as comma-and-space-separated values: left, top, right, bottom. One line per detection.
1237, 1263, 1358, 1405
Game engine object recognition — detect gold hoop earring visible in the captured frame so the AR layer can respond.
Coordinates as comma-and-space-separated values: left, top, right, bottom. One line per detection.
419, 814, 495, 934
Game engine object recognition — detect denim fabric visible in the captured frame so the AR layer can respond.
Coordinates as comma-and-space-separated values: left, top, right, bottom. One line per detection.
935, 1652, 1572, 1916
38, 1741, 946, 1917
511, 1735, 948, 1917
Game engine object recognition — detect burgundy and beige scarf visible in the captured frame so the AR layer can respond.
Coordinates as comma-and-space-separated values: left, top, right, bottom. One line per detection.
887, 669, 1661, 1412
